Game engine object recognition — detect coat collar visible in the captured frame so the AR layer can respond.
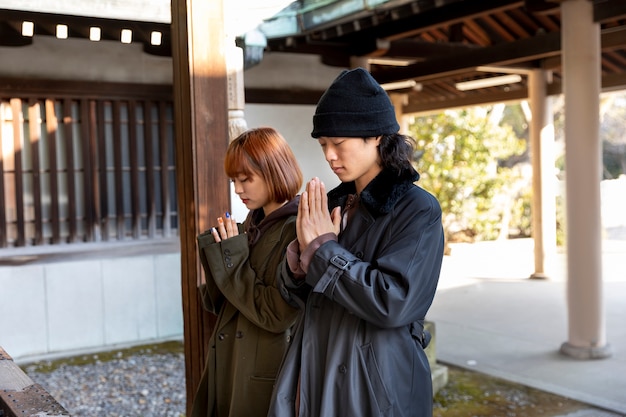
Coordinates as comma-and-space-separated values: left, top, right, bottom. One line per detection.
328, 167, 419, 217
244, 195, 299, 246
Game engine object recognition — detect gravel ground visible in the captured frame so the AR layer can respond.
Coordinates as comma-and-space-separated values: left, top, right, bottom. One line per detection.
20, 341, 619, 417
22, 342, 187, 417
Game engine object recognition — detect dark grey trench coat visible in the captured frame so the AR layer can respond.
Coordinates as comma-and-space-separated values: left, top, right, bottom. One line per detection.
269, 169, 444, 417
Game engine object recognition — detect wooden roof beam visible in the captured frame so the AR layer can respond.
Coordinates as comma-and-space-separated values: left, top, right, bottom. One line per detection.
371, 31, 560, 84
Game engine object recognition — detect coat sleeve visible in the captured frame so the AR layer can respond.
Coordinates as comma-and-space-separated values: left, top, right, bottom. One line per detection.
200, 221, 300, 334
197, 229, 225, 314
305, 189, 444, 329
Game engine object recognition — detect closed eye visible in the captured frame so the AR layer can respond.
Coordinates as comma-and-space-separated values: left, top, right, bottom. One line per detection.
320, 139, 345, 149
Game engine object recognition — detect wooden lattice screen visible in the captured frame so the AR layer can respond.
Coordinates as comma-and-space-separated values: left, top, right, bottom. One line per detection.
0, 81, 177, 248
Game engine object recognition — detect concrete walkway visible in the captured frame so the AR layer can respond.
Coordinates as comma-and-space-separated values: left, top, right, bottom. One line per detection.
428, 237, 626, 416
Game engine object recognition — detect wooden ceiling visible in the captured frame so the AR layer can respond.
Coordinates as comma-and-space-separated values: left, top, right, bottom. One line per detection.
2, 0, 626, 113
255, 0, 626, 112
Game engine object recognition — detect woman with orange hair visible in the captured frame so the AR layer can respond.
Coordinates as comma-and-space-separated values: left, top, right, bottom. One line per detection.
191, 127, 303, 417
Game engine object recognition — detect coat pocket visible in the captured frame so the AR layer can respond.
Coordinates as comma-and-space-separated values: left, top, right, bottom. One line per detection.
246, 375, 276, 414
359, 343, 393, 415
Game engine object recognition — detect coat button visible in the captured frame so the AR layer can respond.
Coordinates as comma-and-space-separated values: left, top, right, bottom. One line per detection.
236, 331, 244, 338
218, 333, 226, 340
226, 263, 234, 268
356, 251, 363, 259
224, 249, 232, 255
338, 364, 347, 374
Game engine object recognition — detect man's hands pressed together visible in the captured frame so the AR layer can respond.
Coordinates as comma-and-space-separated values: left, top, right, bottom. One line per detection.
296, 177, 341, 253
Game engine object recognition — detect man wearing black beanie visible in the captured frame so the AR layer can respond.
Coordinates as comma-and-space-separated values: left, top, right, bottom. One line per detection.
269, 67, 444, 417
311, 67, 400, 138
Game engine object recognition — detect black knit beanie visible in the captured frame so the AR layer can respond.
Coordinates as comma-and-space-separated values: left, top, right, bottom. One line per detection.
311, 67, 400, 138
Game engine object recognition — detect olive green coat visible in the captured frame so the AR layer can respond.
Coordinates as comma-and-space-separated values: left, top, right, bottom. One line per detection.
191, 201, 300, 417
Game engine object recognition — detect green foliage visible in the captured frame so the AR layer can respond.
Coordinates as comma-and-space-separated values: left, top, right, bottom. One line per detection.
409, 91, 626, 249
600, 92, 626, 179
500, 103, 529, 140
509, 185, 532, 238
410, 107, 526, 245
556, 193, 566, 247
603, 141, 626, 179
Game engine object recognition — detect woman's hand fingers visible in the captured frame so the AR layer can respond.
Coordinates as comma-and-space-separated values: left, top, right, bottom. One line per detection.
211, 226, 221, 243
216, 216, 226, 240
215, 212, 238, 241
224, 212, 238, 238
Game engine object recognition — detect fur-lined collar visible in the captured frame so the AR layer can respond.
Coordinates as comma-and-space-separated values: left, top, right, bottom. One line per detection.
327, 168, 419, 217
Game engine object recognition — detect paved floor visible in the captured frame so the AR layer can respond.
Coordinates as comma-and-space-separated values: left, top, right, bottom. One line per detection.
428, 238, 626, 416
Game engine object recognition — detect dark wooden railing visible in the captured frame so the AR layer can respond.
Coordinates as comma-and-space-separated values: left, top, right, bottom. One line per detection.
0, 346, 71, 417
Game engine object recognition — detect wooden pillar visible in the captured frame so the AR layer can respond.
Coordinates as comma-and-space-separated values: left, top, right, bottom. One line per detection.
390, 93, 410, 134
528, 69, 556, 279
227, 38, 248, 141
350, 56, 370, 70
560, 0, 611, 359
170, 0, 230, 413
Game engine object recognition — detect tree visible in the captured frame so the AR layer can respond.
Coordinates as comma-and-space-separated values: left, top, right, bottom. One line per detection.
600, 92, 626, 178
410, 107, 526, 253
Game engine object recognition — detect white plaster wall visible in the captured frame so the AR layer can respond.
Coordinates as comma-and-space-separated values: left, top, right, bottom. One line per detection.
0, 37, 173, 84
46, 261, 106, 352
0, 253, 182, 362
243, 52, 344, 90
0, 265, 49, 358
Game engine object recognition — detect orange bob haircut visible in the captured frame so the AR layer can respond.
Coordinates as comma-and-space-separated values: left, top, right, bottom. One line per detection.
224, 127, 303, 203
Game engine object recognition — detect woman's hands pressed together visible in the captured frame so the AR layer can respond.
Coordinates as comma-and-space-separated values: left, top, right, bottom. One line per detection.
211, 212, 238, 243
297, 177, 342, 252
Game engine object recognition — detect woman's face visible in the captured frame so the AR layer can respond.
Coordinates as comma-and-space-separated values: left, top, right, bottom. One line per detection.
232, 171, 282, 215
318, 136, 382, 193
